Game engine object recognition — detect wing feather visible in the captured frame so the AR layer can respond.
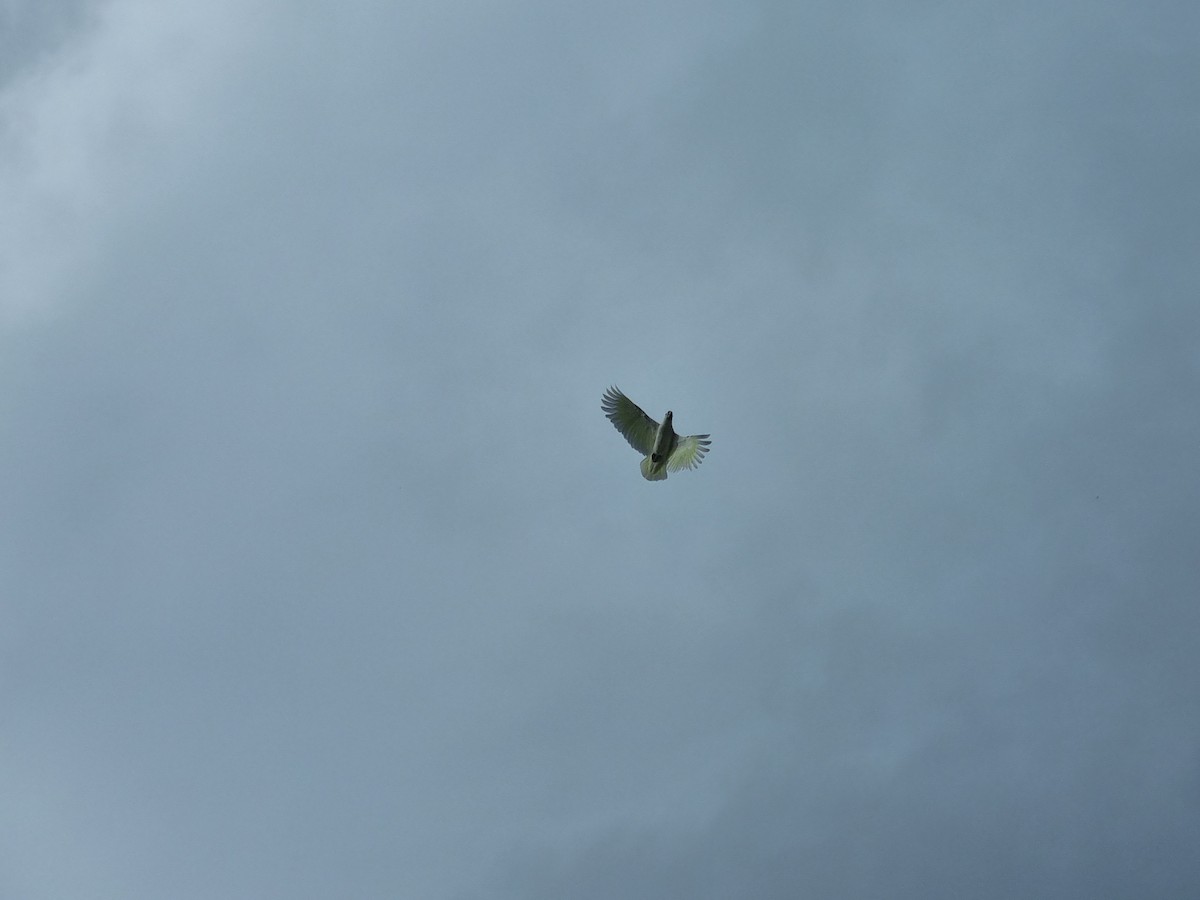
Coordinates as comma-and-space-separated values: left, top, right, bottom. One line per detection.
665, 433, 712, 472
601, 386, 659, 456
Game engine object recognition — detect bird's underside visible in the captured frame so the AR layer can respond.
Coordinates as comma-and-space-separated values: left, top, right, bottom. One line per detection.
601, 386, 711, 481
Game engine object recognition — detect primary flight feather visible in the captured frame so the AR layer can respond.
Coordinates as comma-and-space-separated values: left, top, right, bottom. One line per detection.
601, 386, 711, 481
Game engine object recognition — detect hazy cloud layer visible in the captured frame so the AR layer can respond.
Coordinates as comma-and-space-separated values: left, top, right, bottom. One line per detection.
3, 1, 1197, 897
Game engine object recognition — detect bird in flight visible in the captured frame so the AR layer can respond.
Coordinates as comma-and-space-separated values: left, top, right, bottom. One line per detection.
601, 386, 711, 481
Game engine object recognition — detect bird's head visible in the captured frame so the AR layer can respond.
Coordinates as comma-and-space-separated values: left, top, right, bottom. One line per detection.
665, 410, 673, 421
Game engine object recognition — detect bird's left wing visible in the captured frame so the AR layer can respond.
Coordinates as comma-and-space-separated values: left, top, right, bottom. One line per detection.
666, 433, 712, 472
601, 386, 659, 455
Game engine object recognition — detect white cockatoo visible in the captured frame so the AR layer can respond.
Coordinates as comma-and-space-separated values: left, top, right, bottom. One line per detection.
602, 386, 711, 481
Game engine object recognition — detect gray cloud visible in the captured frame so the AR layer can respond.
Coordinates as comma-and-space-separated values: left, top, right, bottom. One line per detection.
2, 1, 1197, 897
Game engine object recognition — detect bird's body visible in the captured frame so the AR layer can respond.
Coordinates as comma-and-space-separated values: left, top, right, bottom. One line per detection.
602, 387, 710, 481
651, 412, 675, 462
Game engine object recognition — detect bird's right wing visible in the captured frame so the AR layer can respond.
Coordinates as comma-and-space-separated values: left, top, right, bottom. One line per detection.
666, 434, 712, 472
601, 386, 659, 455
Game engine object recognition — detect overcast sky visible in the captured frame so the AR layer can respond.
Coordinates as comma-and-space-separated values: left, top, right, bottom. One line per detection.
2, 1, 1198, 897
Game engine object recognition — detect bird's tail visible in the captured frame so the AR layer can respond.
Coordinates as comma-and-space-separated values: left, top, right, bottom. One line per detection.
641, 456, 668, 481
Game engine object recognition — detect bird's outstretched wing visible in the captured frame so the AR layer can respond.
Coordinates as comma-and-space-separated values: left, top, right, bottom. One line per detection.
666, 433, 712, 472
601, 386, 659, 455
